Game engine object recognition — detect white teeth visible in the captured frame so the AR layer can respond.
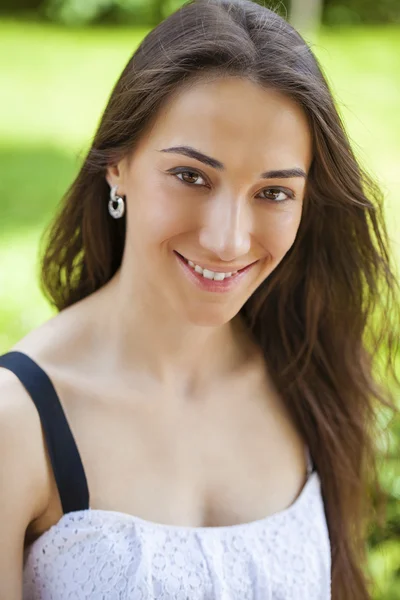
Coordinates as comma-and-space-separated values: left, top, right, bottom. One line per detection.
183, 256, 238, 281
203, 269, 214, 280
213, 272, 225, 281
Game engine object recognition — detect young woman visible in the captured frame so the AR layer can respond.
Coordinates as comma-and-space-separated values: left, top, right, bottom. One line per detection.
0, 0, 398, 598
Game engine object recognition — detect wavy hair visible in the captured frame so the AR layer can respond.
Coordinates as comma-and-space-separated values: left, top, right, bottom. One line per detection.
40, 1, 400, 597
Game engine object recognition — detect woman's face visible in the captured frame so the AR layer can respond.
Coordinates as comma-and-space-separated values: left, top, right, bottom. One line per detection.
108, 76, 312, 326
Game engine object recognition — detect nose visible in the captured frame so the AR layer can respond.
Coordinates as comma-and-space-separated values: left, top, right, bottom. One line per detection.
198, 194, 252, 262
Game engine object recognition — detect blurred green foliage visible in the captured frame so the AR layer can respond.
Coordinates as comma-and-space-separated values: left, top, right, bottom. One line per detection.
0, 0, 188, 25
0, 17, 399, 597
42, 0, 188, 26
0, 0, 399, 25
324, 0, 400, 24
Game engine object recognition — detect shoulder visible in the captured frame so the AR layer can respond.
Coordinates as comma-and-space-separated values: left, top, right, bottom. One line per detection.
0, 364, 43, 447
0, 308, 80, 514
0, 362, 52, 525
11, 298, 96, 369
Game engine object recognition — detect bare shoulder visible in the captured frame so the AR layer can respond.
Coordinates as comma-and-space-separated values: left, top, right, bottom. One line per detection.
0, 365, 54, 597
0, 366, 51, 524
0, 307, 87, 505
11, 298, 95, 370
0, 301, 95, 511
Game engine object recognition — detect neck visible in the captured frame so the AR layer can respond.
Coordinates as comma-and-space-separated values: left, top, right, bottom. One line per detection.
90, 269, 255, 396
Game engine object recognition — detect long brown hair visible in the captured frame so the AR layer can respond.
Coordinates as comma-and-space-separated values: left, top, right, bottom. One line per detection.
41, 0, 400, 597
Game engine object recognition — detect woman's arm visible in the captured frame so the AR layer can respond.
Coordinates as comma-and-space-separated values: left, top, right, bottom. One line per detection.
0, 369, 50, 600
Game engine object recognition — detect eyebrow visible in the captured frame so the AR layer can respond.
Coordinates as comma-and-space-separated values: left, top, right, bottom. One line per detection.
159, 145, 307, 179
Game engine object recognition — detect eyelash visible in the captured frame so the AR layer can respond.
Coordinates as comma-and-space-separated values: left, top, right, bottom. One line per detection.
168, 168, 295, 203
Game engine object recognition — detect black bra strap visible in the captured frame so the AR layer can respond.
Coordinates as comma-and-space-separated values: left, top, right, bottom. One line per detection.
0, 351, 89, 514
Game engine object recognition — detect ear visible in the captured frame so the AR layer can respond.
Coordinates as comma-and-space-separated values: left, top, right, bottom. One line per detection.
106, 160, 127, 196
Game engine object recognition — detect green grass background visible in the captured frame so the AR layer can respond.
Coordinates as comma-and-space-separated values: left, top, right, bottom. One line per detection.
0, 20, 399, 597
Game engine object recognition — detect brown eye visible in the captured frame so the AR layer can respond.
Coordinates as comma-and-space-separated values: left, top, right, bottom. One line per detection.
176, 171, 205, 185
182, 172, 199, 183
259, 187, 294, 202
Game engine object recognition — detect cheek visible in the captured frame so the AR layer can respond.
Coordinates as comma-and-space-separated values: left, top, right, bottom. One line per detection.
126, 180, 193, 249
257, 207, 302, 258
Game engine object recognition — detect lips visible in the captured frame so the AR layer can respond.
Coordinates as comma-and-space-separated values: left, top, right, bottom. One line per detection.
175, 251, 255, 274
174, 251, 258, 293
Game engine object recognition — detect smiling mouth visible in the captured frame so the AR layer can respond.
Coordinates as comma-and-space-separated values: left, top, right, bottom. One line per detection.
175, 252, 257, 282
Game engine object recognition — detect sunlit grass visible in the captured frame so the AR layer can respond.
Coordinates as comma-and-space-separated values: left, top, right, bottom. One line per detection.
0, 20, 147, 150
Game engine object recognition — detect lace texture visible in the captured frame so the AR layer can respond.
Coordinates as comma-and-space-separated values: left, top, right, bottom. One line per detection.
23, 472, 331, 600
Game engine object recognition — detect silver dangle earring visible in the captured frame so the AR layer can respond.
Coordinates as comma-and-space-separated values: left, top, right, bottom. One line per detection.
108, 185, 125, 219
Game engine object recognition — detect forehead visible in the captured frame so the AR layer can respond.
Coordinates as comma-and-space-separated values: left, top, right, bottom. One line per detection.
144, 76, 312, 173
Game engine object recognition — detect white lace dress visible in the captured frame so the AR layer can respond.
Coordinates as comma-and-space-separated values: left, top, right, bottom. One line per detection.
23, 470, 331, 599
